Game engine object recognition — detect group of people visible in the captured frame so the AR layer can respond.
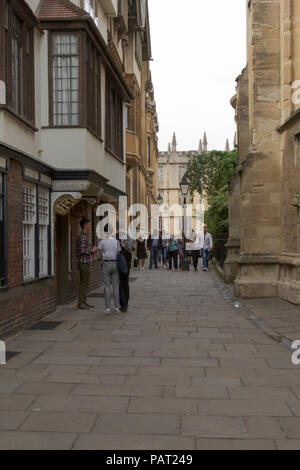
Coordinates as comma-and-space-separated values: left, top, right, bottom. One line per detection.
76, 217, 213, 315
76, 218, 134, 315
135, 226, 213, 272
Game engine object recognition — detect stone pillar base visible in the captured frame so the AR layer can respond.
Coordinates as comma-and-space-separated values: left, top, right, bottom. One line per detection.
224, 239, 240, 283
278, 280, 300, 305
234, 277, 278, 299
233, 254, 279, 299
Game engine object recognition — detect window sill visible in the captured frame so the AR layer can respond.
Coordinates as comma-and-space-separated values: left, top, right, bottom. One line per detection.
105, 147, 125, 164
0, 106, 37, 132
41, 125, 104, 143
41, 125, 85, 130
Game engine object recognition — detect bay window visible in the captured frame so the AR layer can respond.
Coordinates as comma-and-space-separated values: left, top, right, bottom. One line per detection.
52, 33, 80, 126
50, 31, 103, 139
86, 38, 102, 137
105, 75, 124, 160
3, 0, 35, 124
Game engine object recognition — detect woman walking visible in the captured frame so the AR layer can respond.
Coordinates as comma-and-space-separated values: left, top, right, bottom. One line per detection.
136, 233, 147, 270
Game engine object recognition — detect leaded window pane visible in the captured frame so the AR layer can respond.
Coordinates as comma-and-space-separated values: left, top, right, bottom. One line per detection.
52, 33, 80, 126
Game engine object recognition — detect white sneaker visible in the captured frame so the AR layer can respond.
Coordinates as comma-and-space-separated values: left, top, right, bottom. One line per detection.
115, 308, 121, 314
104, 308, 111, 314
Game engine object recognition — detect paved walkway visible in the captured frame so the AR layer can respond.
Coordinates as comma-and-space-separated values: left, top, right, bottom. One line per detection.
1, 267, 300, 450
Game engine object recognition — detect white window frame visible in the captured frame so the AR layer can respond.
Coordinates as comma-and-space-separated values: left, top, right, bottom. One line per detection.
23, 182, 36, 280
38, 186, 49, 278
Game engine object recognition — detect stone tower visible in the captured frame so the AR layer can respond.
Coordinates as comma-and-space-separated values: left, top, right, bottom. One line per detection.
203, 132, 208, 153
171, 133, 177, 153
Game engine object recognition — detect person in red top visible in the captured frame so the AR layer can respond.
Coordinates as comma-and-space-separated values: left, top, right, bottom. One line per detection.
76, 217, 97, 310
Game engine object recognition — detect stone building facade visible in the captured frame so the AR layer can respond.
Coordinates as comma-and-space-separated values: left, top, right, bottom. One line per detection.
0, 0, 158, 337
225, 0, 300, 304
125, 0, 159, 216
158, 133, 207, 236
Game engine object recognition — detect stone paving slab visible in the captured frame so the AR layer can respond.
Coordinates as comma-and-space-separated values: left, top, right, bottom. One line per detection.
16, 382, 75, 396
93, 413, 180, 435
0, 431, 77, 450
197, 399, 292, 417
196, 439, 276, 450
1, 267, 300, 449
181, 415, 249, 438
73, 433, 195, 450
20, 412, 97, 433
276, 440, 300, 450
29, 395, 129, 413
0, 411, 30, 431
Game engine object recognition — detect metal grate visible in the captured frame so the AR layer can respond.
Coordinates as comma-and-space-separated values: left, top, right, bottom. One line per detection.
27, 321, 62, 331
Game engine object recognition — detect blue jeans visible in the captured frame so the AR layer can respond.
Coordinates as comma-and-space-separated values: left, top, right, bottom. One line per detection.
202, 249, 210, 269
150, 246, 159, 268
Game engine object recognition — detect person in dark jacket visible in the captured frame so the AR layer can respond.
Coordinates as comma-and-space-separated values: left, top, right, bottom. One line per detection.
147, 229, 160, 269
117, 230, 135, 313
168, 235, 179, 270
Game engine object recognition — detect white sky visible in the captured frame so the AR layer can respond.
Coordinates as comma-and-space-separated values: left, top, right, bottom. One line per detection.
148, 0, 247, 152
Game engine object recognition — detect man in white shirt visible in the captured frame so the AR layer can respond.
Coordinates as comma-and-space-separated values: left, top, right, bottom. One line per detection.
202, 225, 213, 271
186, 229, 203, 271
98, 224, 121, 314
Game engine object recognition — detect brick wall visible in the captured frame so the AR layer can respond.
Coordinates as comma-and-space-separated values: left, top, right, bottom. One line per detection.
7, 160, 23, 288
0, 161, 103, 339
0, 159, 56, 339
0, 283, 56, 339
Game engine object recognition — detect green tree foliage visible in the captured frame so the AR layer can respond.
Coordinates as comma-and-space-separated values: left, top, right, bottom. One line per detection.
186, 150, 238, 241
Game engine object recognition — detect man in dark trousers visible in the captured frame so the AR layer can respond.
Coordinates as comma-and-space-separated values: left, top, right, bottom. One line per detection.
147, 229, 160, 269
76, 217, 97, 310
117, 230, 135, 313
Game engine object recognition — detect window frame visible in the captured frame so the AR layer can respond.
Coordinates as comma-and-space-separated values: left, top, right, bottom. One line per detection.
50, 31, 81, 128
37, 185, 50, 278
48, 29, 103, 140
23, 182, 36, 281
105, 73, 124, 161
2, 0, 35, 126
86, 36, 102, 138
23, 180, 51, 282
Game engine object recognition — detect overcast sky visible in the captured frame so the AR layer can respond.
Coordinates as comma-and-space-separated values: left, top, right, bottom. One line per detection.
148, 0, 247, 153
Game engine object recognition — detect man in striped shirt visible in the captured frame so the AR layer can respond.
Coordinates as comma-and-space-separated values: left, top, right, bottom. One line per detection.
76, 218, 97, 310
